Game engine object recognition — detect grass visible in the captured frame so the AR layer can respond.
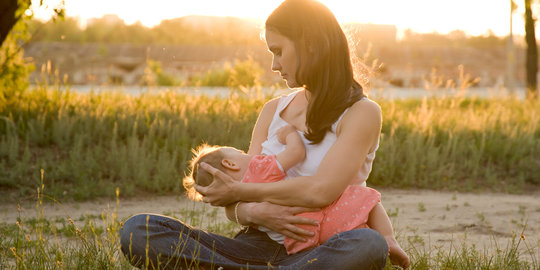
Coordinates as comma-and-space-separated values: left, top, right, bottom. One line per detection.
1, 87, 539, 202
1, 86, 539, 268
405, 236, 539, 269
0, 87, 265, 200
372, 96, 540, 192
1, 174, 131, 269
1, 183, 538, 269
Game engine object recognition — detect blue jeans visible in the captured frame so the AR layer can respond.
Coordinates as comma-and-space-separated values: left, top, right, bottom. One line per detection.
120, 214, 388, 270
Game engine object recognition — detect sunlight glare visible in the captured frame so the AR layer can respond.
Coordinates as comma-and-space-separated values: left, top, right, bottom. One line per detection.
31, 0, 525, 37
319, 0, 515, 36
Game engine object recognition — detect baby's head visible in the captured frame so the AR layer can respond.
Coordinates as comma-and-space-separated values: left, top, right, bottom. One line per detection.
183, 144, 249, 201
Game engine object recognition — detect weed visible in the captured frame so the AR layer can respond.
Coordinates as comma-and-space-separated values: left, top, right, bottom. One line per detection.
418, 202, 426, 212
387, 207, 400, 217
476, 212, 486, 222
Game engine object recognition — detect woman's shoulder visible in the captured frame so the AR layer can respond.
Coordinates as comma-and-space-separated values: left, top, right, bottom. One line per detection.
263, 96, 280, 110
259, 95, 280, 116
261, 89, 301, 113
348, 98, 381, 119
337, 98, 382, 133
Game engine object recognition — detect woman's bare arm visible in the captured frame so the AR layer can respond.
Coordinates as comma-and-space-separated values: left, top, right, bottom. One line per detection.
222, 97, 319, 239
224, 98, 278, 221
198, 99, 382, 208
225, 202, 318, 241
247, 97, 279, 155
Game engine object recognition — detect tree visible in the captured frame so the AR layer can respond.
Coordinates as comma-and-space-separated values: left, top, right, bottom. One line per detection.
0, 0, 29, 47
0, 0, 64, 102
524, 0, 538, 98
0, 0, 32, 103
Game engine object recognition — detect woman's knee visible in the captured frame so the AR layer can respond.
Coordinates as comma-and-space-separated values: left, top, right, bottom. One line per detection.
327, 228, 388, 269
120, 214, 188, 253
119, 214, 155, 266
352, 228, 388, 253
120, 214, 159, 254
353, 229, 388, 268
121, 214, 147, 238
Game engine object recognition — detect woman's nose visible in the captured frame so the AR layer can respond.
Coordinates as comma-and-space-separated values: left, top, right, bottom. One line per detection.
271, 58, 281, 72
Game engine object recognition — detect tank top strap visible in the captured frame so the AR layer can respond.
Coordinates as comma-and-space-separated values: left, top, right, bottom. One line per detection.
367, 139, 379, 159
332, 107, 350, 133
275, 90, 299, 115
265, 91, 301, 140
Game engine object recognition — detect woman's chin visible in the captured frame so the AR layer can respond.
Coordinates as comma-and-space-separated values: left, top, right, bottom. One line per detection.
285, 81, 300, 89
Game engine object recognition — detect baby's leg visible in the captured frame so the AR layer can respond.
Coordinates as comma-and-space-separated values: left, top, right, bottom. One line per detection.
368, 203, 410, 269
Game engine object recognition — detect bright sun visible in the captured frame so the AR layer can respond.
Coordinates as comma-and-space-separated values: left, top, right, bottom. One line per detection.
32, 0, 523, 37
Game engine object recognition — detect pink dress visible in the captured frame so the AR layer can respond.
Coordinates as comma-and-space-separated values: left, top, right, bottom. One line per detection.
242, 155, 381, 254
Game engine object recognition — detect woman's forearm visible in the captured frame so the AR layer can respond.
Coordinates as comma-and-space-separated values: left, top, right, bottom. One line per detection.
201, 99, 380, 208
224, 202, 254, 226
235, 102, 381, 208
235, 176, 340, 208
225, 201, 320, 241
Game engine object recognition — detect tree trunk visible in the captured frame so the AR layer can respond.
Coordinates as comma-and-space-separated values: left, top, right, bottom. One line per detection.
525, 0, 538, 99
0, 0, 21, 47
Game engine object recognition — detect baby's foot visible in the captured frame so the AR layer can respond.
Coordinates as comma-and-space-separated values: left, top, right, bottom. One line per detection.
385, 236, 410, 269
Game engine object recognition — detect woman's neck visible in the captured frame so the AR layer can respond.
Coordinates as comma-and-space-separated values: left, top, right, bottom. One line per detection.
300, 88, 311, 102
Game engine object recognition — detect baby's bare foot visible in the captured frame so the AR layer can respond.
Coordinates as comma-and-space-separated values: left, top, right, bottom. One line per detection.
385, 236, 410, 269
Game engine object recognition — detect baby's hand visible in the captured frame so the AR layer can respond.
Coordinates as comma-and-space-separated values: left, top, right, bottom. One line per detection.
276, 125, 297, 144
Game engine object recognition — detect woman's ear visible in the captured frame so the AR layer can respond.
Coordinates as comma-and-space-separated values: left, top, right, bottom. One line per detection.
221, 159, 240, 171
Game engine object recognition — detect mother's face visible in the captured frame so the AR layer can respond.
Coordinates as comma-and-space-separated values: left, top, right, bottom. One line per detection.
265, 29, 299, 88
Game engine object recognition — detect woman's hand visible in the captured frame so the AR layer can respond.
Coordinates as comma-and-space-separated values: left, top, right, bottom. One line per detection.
195, 162, 240, 206
247, 202, 319, 242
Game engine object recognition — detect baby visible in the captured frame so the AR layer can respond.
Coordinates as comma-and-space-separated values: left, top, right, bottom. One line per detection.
184, 126, 394, 255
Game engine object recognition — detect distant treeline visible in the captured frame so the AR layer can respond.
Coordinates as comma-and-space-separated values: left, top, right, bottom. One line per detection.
28, 15, 510, 48
399, 29, 508, 49
28, 16, 263, 46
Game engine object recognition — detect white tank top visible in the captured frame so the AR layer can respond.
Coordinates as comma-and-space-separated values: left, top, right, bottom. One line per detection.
261, 90, 379, 183
258, 90, 380, 243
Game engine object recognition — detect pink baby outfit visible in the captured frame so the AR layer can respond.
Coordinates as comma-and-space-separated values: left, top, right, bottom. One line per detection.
242, 155, 381, 254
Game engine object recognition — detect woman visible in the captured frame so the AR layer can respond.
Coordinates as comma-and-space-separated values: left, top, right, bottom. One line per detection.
120, 0, 407, 269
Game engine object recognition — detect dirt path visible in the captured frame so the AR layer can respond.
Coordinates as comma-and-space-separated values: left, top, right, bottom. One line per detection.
2, 189, 539, 254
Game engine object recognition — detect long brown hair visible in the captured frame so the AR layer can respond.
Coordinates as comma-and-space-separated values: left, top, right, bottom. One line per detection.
266, 0, 365, 144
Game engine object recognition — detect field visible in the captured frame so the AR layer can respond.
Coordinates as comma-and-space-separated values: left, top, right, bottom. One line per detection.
1, 87, 539, 269
1, 87, 538, 200
1, 188, 539, 269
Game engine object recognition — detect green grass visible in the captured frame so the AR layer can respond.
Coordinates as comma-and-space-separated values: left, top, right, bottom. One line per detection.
1, 179, 131, 269
0, 87, 265, 201
405, 236, 539, 270
1, 86, 538, 268
1, 87, 539, 201
372, 97, 540, 192
1, 187, 538, 269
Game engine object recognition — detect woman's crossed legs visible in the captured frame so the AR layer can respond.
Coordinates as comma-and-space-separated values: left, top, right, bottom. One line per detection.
120, 214, 388, 270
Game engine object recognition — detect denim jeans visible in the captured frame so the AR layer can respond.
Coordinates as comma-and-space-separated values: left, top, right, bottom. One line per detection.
120, 214, 388, 270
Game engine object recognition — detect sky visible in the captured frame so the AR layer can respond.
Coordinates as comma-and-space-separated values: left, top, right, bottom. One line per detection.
31, 0, 537, 38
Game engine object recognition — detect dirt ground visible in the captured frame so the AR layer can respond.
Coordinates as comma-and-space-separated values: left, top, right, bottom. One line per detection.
2, 189, 539, 256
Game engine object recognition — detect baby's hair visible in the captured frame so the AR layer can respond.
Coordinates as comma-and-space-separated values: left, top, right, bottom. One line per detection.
183, 143, 226, 201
